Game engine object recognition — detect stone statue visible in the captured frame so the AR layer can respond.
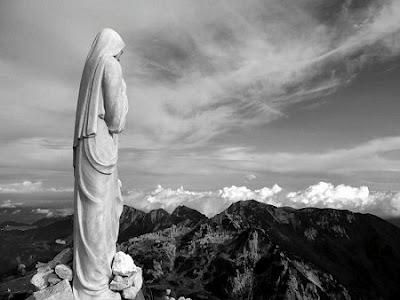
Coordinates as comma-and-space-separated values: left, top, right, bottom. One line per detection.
72, 28, 128, 300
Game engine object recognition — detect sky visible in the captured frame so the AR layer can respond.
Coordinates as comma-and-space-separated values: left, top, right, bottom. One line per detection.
1, 0, 400, 218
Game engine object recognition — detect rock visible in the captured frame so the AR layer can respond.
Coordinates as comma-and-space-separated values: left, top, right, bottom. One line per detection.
166, 289, 171, 295
28, 279, 73, 300
178, 297, 186, 300
112, 251, 138, 276
55, 264, 73, 281
169, 297, 176, 300
110, 268, 143, 291
122, 286, 140, 300
36, 262, 52, 274
47, 273, 62, 286
17, 263, 26, 276
31, 269, 54, 290
49, 248, 73, 268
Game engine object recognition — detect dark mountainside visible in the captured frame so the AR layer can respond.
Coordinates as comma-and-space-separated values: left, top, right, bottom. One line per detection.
1, 202, 400, 299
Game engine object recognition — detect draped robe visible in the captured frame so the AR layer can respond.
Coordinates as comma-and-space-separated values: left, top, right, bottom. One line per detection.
72, 28, 128, 300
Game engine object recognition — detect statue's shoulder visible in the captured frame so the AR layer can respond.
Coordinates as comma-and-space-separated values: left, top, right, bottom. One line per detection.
103, 56, 122, 79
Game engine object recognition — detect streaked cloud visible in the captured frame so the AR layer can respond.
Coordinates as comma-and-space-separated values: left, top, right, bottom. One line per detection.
213, 136, 400, 174
0, 0, 400, 192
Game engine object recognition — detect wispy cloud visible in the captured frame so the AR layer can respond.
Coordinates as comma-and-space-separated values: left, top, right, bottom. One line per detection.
123, 0, 400, 147
0, 1, 400, 190
213, 136, 400, 174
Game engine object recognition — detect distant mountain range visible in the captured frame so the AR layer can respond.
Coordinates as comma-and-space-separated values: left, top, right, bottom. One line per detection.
1, 202, 400, 299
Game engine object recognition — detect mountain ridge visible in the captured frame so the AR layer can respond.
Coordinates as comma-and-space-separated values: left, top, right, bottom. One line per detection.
1, 201, 400, 299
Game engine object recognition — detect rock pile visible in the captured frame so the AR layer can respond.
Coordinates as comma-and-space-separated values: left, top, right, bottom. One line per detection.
110, 251, 143, 299
28, 248, 73, 299
26, 249, 144, 299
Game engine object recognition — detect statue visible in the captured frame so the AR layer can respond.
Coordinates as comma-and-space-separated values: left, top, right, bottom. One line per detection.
72, 28, 128, 300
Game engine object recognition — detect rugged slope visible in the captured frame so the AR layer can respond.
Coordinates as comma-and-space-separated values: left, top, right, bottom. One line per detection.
118, 205, 207, 242
121, 201, 400, 299
2, 202, 400, 299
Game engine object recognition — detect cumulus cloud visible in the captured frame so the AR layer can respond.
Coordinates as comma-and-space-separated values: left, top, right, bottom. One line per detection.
285, 182, 400, 217
124, 182, 400, 218
0, 181, 72, 194
0, 181, 44, 193
33, 208, 53, 217
220, 185, 282, 203
0, 199, 22, 208
124, 184, 280, 217
32, 208, 73, 218
124, 185, 217, 217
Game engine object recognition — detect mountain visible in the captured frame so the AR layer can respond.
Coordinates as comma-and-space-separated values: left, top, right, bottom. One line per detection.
0, 215, 73, 282
118, 205, 207, 242
209, 200, 400, 299
120, 201, 400, 299
2, 202, 400, 299
386, 217, 400, 228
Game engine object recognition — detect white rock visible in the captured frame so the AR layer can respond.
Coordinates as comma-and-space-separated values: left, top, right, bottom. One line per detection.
122, 286, 140, 299
28, 279, 73, 300
110, 267, 142, 291
166, 289, 171, 295
55, 264, 73, 281
112, 251, 138, 276
31, 269, 53, 290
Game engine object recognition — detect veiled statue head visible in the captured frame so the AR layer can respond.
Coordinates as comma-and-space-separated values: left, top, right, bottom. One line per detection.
87, 28, 125, 63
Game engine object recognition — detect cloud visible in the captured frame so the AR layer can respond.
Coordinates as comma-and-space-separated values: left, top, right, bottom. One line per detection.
3, 0, 400, 152
245, 174, 257, 181
0, 181, 72, 194
1, 1, 400, 191
124, 185, 217, 217
0, 199, 22, 208
220, 185, 282, 203
285, 182, 400, 217
124, 184, 280, 217
34, 208, 54, 218
124, 182, 400, 218
32, 208, 73, 218
213, 136, 400, 175
0, 181, 43, 193
122, 0, 400, 147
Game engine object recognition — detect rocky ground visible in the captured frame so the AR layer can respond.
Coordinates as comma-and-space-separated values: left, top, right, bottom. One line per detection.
1, 201, 400, 299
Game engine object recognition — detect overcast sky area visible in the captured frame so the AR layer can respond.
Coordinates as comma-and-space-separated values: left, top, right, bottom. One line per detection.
1, 0, 400, 218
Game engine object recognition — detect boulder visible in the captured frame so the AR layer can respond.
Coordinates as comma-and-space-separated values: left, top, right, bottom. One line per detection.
35, 248, 73, 271
47, 273, 62, 286
49, 248, 73, 268
122, 286, 142, 300
109, 268, 142, 291
112, 251, 138, 276
30, 269, 54, 290
55, 264, 73, 281
27, 279, 73, 300
36, 262, 52, 274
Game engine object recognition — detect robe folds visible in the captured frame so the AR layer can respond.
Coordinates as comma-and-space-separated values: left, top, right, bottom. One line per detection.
73, 28, 128, 300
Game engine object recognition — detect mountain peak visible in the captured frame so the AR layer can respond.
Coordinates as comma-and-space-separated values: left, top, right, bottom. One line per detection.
171, 205, 207, 225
